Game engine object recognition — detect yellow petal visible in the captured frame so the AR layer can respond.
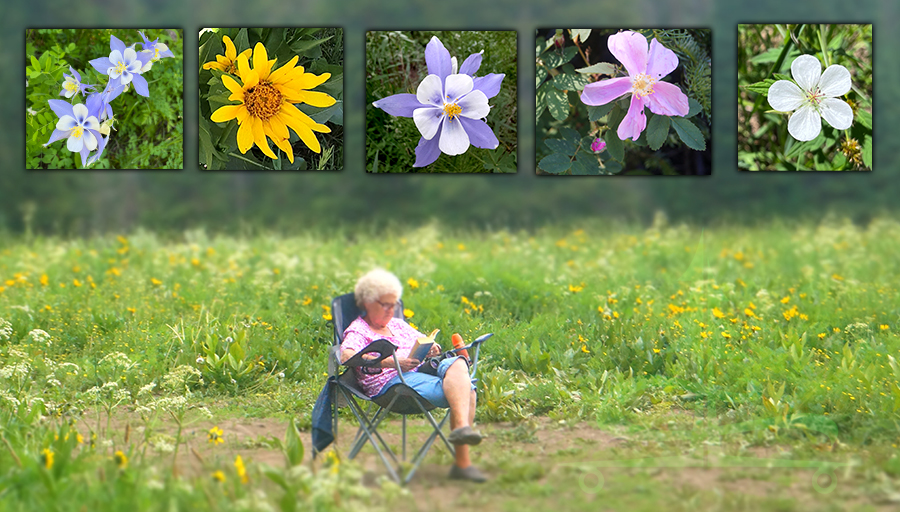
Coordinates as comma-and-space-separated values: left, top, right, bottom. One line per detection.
202, 61, 222, 71
285, 72, 330, 91
252, 42, 273, 80
223, 35, 236, 60
293, 90, 336, 108
282, 104, 331, 134
281, 112, 321, 153
252, 116, 278, 159
238, 56, 258, 89
221, 75, 244, 97
210, 104, 243, 123
268, 56, 299, 83
266, 119, 294, 163
237, 118, 254, 153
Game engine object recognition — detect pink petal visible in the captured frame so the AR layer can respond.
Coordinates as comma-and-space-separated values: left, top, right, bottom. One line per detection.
646, 38, 679, 80
580, 77, 632, 106
645, 81, 689, 117
608, 31, 648, 77
617, 94, 648, 141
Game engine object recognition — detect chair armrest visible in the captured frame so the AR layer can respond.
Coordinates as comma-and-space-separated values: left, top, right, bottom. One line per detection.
342, 339, 397, 370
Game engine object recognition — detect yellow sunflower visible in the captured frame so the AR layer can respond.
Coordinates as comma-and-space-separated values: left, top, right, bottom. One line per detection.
210, 42, 335, 161
202, 35, 253, 77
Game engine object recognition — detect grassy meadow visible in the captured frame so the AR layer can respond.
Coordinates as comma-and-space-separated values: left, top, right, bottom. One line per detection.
2, 218, 900, 510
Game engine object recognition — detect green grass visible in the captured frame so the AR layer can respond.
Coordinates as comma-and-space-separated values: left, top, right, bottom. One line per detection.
2, 218, 900, 509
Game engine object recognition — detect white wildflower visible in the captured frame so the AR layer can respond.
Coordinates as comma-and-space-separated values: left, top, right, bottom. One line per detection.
0, 318, 13, 342
27, 329, 51, 345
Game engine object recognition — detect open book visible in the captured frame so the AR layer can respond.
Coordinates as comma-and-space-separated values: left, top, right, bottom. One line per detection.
410, 329, 439, 361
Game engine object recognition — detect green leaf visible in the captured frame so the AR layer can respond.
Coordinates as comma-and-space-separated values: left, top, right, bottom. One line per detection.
862, 134, 872, 168
604, 105, 626, 163
743, 79, 778, 96
576, 62, 616, 76
234, 29, 251, 55
545, 137, 576, 156
670, 117, 706, 151
290, 36, 333, 55
586, 102, 614, 122
285, 418, 305, 467
546, 87, 570, 121
538, 153, 573, 174
552, 72, 591, 91
540, 46, 577, 69
536, 65, 548, 88
535, 82, 550, 118
750, 47, 787, 65
570, 29, 592, 43
571, 153, 600, 175
646, 114, 671, 151
686, 98, 702, 118
856, 110, 872, 130
30, 55, 40, 71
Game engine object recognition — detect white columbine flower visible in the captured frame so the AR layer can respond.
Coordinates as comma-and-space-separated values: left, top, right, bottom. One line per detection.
767, 54, 853, 141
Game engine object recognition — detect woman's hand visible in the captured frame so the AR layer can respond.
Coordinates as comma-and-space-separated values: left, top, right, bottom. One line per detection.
428, 343, 441, 357
396, 357, 421, 372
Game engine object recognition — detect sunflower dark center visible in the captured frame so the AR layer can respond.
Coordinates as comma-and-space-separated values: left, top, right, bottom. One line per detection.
244, 81, 282, 121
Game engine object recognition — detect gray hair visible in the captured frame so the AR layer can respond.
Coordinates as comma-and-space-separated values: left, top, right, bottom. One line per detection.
354, 268, 403, 307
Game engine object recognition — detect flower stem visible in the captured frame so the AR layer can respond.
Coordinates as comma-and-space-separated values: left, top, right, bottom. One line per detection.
818, 25, 831, 67
228, 152, 273, 170
568, 30, 591, 68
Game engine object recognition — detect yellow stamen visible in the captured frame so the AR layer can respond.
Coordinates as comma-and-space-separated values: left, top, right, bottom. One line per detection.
64, 80, 78, 91
72, 126, 84, 139
115, 61, 126, 75
632, 73, 656, 98
244, 81, 283, 121
443, 103, 462, 120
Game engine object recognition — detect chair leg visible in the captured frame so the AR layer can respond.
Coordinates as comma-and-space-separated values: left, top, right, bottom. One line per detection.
402, 415, 407, 462
341, 391, 402, 483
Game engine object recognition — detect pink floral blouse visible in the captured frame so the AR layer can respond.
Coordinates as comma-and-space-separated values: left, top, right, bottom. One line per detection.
340, 316, 425, 396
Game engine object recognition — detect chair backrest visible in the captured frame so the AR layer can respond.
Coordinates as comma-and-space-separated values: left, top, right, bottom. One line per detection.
331, 292, 404, 346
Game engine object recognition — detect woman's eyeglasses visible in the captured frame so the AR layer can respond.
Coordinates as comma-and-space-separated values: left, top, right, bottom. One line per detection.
375, 300, 399, 311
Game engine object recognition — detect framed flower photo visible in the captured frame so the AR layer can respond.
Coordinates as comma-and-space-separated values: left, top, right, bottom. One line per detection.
536, 28, 712, 176
366, 30, 518, 173
199, 27, 343, 171
738, 24, 872, 171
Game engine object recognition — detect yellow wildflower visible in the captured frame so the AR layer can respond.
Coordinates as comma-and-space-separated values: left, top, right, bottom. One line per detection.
235, 455, 249, 484
208, 426, 225, 445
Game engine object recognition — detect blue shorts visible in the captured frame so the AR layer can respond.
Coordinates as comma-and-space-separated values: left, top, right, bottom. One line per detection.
374, 356, 475, 408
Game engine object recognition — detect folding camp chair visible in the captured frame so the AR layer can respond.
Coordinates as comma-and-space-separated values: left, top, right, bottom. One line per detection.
328, 292, 490, 484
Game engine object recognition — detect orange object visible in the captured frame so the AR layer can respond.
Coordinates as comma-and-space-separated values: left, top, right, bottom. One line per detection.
451, 333, 470, 362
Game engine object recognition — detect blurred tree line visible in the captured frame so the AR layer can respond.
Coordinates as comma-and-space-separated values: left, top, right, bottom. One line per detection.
2, 0, 894, 236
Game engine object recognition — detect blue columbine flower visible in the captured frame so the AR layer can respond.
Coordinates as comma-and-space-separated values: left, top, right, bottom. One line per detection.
45, 100, 102, 167
89, 35, 153, 97
137, 30, 175, 72
59, 66, 96, 99
372, 36, 505, 167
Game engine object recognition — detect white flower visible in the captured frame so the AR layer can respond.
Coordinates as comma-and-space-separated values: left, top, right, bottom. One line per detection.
28, 329, 51, 345
196, 356, 205, 365
767, 55, 853, 141
412, 73, 493, 156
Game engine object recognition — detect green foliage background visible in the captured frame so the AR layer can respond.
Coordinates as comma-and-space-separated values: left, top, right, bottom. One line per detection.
365, 30, 517, 173
25, 29, 184, 169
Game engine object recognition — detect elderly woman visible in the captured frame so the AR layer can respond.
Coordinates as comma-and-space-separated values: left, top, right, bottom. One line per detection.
340, 268, 486, 482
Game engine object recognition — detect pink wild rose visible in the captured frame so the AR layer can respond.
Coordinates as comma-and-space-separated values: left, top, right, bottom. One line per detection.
580, 31, 689, 141
591, 138, 607, 152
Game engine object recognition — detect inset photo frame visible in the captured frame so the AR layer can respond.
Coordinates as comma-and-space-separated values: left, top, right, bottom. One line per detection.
366, 30, 518, 173
737, 24, 872, 171
536, 29, 711, 176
